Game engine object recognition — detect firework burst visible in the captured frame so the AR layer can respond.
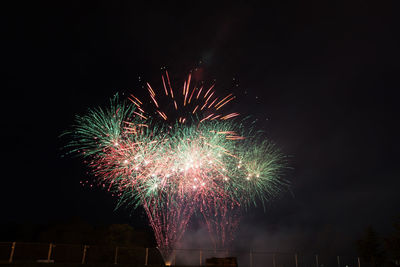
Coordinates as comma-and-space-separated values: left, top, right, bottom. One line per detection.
64, 71, 288, 260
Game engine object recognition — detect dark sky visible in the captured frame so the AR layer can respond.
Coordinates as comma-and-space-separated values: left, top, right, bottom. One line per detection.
2, 0, 400, 254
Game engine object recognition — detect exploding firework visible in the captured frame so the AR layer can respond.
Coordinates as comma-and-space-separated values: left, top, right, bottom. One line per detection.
64, 71, 288, 260
130, 71, 239, 125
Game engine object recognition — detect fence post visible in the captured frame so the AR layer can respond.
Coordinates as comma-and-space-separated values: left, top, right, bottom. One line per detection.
82, 245, 88, 264
295, 253, 298, 267
199, 249, 202, 266
47, 243, 53, 261
357, 257, 361, 267
145, 247, 149, 266
272, 253, 276, 267
249, 249, 253, 267
315, 254, 319, 267
8, 242, 16, 263
114, 246, 118, 265
337, 256, 340, 267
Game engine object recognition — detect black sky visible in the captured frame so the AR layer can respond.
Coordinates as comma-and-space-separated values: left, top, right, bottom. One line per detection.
2, 0, 400, 253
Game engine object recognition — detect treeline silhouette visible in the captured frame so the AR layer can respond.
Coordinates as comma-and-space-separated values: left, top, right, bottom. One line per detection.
2, 216, 400, 267
0, 217, 156, 248
356, 216, 400, 267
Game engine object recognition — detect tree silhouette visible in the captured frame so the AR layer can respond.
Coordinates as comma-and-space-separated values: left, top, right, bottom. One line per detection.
385, 216, 400, 266
356, 226, 385, 267
38, 217, 93, 244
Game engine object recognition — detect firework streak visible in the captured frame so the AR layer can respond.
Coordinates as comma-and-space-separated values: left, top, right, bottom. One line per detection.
65, 71, 287, 261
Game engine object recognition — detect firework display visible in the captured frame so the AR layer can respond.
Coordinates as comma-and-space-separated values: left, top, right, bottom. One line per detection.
65, 71, 287, 261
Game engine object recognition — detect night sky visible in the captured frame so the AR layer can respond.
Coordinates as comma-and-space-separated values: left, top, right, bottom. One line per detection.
2, 1, 400, 254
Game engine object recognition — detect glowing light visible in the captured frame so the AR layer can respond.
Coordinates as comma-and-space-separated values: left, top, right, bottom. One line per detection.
65, 74, 288, 260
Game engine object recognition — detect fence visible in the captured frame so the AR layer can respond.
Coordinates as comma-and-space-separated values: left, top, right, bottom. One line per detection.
0, 242, 162, 266
0, 242, 365, 267
170, 249, 364, 267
